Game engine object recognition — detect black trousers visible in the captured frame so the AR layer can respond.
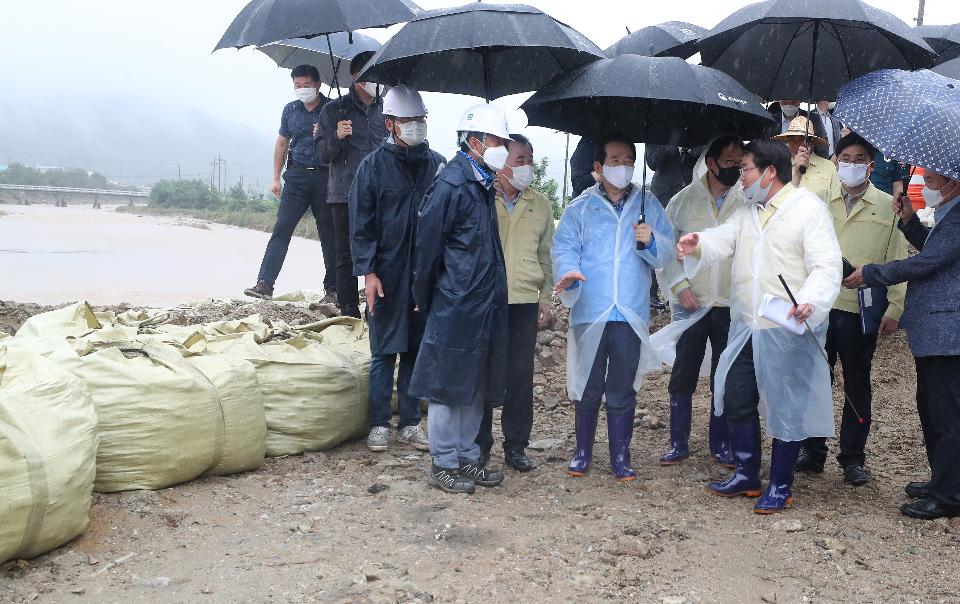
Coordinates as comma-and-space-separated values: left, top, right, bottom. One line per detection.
668, 307, 731, 395
257, 166, 336, 290
477, 303, 539, 453
803, 310, 878, 467
723, 338, 760, 425
915, 356, 960, 507
577, 321, 643, 413
330, 203, 360, 318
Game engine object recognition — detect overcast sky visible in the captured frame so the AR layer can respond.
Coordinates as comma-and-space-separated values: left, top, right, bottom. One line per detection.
2, 0, 958, 192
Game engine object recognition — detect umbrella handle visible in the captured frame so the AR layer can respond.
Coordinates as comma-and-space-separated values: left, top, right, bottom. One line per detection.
636, 159, 647, 251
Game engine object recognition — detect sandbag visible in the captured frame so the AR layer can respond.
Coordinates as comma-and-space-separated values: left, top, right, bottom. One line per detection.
0, 344, 98, 563
62, 341, 225, 492
201, 319, 369, 456
14, 302, 101, 339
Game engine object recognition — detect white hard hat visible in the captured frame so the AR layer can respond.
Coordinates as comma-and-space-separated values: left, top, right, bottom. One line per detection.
457, 104, 510, 140
382, 85, 428, 118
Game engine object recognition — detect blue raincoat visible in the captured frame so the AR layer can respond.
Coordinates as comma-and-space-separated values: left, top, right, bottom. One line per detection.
552, 183, 675, 400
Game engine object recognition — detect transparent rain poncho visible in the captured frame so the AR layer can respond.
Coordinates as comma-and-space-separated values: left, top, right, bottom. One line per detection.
683, 185, 843, 441
650, 145, 748, 369
552, 183, 675, 401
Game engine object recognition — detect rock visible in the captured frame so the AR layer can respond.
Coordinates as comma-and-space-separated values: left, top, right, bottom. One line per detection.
529, 438, 562, 451
367, 483, 389, 495
550, 340, 566, 348
760, 593, 778, 603
542, 394, 560, 410
200, 588, 215, 595
534, 385, 545, 395
615, 536, 653, 559
533, 374, 547, 386
308, 302, 340, 317
644, 414, 663, 430
661, 597, 686, 604
538, 349, 555, 366
814, 537, 847, 555
772, 519, 803, 532
537, 332, 555, 345
70, 588, 85, 595
141, 576, 171, 589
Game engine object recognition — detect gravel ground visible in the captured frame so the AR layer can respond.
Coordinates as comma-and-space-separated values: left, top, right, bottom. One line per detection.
1, 299, 958, 603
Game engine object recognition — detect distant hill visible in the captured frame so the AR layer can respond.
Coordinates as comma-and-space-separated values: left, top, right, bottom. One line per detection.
0, 163, 139, 191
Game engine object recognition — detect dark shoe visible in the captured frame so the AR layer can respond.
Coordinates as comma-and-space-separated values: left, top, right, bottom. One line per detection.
707, 419, 762, 498
244, 280, 273, 300
607, 410, 637, 481
754, 439, 802, 514
459, 462, 504, 487
504, 449, 534, 472
659, 394, 691, 465
905, 481, 931, 499
900, 497, 960, 520
568, 406, 600, 477
794, 451, 825, 474
323, 288, 338, 305
430, 464, 475, 494
709, 409, 734, 467
843, 464, 869, 487
477, 446, 491, 468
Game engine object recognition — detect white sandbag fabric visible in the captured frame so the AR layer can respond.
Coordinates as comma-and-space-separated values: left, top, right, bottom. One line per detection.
14, 302, 102, 340
0, 344, 98, 562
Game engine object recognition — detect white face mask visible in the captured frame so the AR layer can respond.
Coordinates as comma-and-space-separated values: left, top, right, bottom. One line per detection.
295, 87, 319, 104
780, 104, 800, 118
395, 121, 427, 146
480, 141, 509, 171
837, 162, 869, 188
602, 164, 634, 190
744, 168, 774, 206
922, 185, 943, 208
507, 164, 535, 191
360, 82, 387, 98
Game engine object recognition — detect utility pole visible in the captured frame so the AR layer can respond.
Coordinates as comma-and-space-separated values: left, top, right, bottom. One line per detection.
915, 0, 926, 25
218, 153, 223, 192
177, 163, 181, 181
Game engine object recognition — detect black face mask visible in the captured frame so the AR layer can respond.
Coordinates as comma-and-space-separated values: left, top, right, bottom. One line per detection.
712, 165, 741, 187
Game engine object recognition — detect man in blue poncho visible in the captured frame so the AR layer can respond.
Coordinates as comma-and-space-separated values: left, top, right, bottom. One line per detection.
552, 134, 675, 481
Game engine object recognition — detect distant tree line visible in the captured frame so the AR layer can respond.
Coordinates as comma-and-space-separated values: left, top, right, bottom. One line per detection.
0, 163, 138, 191
149, 179, 276, 213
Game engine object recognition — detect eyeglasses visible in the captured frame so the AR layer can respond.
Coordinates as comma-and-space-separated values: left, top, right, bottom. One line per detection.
739, 166, 759, 175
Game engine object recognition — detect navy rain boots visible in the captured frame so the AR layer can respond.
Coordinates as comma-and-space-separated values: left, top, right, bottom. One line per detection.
568, 406, 599, 477
659, 394, 692, 465
608, 410, 637, 481
754, 439, 802, 514
707, 419, 762, 497
709, 408, 734, 467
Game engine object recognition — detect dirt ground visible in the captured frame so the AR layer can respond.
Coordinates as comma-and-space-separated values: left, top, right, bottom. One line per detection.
2, 298, 959, 604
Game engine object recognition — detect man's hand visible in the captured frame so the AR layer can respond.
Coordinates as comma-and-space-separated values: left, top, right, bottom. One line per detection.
842, 266, 864, 289
554, 271, 586, 295
678, 287, 700, 311
538, 302, 553, 330
336, 120, 353, 140
364, 273, 384, 316
878, 316, 898, 337
676, 233, 700, 258
787, 302, 814, 324
795, 146, 811, 170
312, 122, 320, 138
634, 223, 653, 246
893, 192, 915, 222
270, 179, 282, 198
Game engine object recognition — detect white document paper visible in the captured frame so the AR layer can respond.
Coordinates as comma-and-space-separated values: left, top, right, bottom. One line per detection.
758, 294, 806, 336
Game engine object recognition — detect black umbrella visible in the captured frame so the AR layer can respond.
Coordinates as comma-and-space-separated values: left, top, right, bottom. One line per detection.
933, 57, 960, 80
357, 3, 605, 101
605, 21, 707, 59
698, 0, 936, 101
916, 24, 960, 64
520, 54, 776, 146
258, 32, 382, 87
214, 0, 421, 50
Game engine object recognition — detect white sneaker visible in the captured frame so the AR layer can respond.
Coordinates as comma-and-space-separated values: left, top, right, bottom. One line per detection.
367, 426, 390, 452
397, 425, 430, 451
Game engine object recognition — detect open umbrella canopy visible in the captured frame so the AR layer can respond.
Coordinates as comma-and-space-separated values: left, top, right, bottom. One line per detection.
258, 32, 382, 86
699, 0, 936, 101
605, 21, 707, 59
520, 54, 776, 146
834, 69, 960, 180
214, 0, 421, 50
357, 3, 605, 101
916, 23, 960, 63
933, 57, 960, 80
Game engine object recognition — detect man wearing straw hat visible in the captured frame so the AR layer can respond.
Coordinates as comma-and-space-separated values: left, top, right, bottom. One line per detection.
772, 116, 838, 204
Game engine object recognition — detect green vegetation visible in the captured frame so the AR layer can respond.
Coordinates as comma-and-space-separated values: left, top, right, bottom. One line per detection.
0, 163, 137, 191
532, 158, 568, 220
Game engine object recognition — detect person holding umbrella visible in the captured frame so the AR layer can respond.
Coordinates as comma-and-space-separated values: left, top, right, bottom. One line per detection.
349, 85, 444, 454
410, 104, 511, 495
553, 134, 674, 482
315, 50, 387, 319
244, 65, 337, 302
654, 135, 747, 468
677, 139, 842, 514
846, 169, 960, 519
772, 116, 838, 203
794, 133, 908, 486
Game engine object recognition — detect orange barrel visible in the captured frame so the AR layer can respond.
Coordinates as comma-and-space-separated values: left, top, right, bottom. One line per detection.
907, 166, 926, 211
